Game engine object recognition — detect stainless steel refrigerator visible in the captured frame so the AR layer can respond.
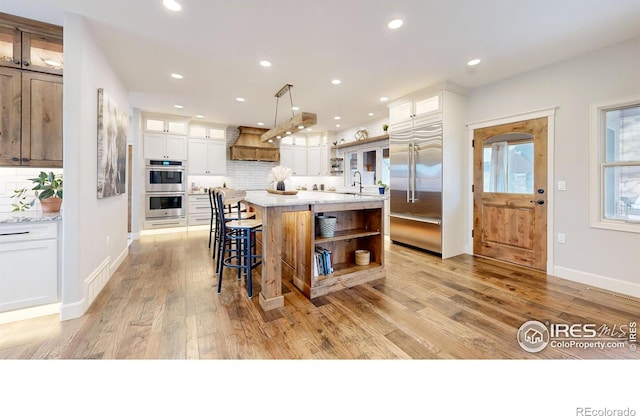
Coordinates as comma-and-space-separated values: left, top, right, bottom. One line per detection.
389, 122, 443, 254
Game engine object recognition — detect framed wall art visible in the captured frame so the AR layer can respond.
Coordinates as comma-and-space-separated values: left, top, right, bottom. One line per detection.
97, 88, 128, 199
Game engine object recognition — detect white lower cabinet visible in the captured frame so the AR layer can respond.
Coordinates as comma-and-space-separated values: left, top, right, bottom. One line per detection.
0, 222, 59, 313
188, 194, 212, 226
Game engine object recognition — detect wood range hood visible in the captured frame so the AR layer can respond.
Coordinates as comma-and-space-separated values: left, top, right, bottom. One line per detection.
229, 126, 280, 162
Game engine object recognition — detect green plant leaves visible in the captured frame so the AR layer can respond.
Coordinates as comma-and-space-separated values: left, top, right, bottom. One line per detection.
29, 171, 63, 200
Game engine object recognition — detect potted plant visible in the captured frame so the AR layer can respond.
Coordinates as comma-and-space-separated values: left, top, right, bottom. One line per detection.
383, 124, 389, 132
11, 171, 63, 213
377, 180, 388, 195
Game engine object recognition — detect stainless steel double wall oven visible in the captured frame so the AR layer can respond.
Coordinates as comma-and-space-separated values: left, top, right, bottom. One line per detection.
145, 159, 186, 219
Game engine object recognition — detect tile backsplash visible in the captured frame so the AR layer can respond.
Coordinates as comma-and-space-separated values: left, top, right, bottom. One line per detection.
0, 168, 63, 213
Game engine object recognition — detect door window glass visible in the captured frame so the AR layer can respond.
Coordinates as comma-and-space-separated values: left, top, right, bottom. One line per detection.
483, 133, 534, 194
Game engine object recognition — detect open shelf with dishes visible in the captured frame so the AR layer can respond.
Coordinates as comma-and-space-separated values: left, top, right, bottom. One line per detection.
329, 157, 344, 174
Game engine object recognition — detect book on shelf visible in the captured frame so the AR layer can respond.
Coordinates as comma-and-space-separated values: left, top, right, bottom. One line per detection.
315, 247, 333, 275
313, 252, 319, 277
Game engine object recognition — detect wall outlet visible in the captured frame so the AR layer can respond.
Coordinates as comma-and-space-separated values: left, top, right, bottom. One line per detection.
557, 180, 566, 191
557, 233, 566, 244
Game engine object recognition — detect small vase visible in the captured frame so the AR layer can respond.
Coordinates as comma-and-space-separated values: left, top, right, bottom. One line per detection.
276, 181, 285, 191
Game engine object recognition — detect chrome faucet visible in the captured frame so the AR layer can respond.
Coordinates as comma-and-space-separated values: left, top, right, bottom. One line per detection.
352, 170, 363, 193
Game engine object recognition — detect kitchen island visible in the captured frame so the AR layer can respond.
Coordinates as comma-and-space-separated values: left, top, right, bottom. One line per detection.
242, 190, 386, 311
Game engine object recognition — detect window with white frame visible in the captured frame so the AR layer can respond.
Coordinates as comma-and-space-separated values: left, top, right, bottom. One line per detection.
590, 97, 640, 232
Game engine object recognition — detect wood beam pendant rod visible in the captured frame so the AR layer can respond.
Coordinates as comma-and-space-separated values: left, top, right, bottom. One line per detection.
261, 83, 317, 142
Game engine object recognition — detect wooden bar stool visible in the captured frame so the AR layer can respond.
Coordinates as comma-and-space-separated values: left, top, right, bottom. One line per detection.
215, 190, 262, 298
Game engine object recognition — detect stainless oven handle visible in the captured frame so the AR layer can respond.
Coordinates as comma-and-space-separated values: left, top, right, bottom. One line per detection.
145, 166, 186, 171
145, 192, 186, 196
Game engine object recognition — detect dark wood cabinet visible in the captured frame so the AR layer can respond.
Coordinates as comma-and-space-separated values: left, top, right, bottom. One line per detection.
21, 71, 63, 167
0, 67, 21, 166
0, 13, 63, 168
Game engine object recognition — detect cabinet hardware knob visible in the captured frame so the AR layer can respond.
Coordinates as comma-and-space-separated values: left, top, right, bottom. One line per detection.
13, 59, 20, 65
23, 60, 30, 66
12, 157, 20, 162
529, 200, 545, 205
22, 157, 30, 162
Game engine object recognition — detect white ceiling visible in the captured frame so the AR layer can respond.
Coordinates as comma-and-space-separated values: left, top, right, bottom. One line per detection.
3, 0, 640, 133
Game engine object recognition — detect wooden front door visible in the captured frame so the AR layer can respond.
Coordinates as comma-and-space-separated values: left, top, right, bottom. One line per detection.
473, 117, 548, 271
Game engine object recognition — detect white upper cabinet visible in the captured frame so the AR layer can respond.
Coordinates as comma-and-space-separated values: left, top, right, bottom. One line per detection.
187, 122, 227, 174
143, 113, 191, 160
188, 138, 226, 175
144, 133, 187, 160
279, 133, 330, 176
307, 146, 328, 176
280, 145, 307, 175
388, 92, 442, 126
143, 113, 188, 135
188, 123, 226, 139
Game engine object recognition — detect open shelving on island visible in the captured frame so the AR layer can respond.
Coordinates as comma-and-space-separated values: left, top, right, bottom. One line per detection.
284, 200, 385, 299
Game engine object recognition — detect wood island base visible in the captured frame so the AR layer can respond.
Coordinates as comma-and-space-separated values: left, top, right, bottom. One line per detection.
243, 191, 386, 311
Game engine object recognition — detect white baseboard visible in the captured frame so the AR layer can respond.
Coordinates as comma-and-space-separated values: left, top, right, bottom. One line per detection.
141, 226, 189, 236
111, 245, 128, 276
60, 245, 128, 321
554, 266, 640, 299
59, 298, 86, 321
0, 302, 60, 325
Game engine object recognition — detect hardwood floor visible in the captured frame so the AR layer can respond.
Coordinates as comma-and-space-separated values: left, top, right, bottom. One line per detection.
0, 229, 638, 359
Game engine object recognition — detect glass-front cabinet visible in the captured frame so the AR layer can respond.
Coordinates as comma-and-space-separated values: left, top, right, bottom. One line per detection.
344, 147, 390, 190
0, 26, 63, 75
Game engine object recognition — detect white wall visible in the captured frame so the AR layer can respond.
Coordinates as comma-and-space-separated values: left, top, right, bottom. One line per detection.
467, 36, 640, 297
60, 13, 130, 319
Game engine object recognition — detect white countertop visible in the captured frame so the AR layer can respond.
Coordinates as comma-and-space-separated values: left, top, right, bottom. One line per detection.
0, 211, 62, 224
243, 190, 385, 208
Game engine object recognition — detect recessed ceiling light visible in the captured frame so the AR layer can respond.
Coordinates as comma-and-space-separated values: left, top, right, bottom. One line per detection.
174, 104, 183, 109
306, 128, 312, 131
334, 116, 341, 120
380, 97, 389, 102
292, 106, 299, 111
331, 79, 341, 85
336, 124, 341, 128
276, 135, 282, 139
236, 97, 245, 102
163, 0, 182, 12
257, 122, 264, 126
286, 131, 292, 135
259, 60, 272, 67
388, 19, 403, 29
368, 112, 374, 116
170, 73, 183, 79
467, 58, 481, 66
268, 139, 274, 143
298, 125, 305, 129
196, 114, 204, 118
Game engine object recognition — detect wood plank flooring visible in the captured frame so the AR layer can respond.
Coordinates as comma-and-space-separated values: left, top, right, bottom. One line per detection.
0, 230, 638, 359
